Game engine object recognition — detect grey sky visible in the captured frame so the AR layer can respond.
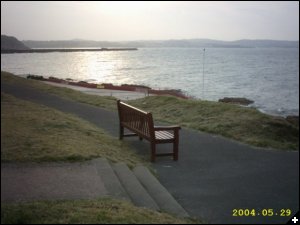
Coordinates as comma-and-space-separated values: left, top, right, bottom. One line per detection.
1, 1, 299, 41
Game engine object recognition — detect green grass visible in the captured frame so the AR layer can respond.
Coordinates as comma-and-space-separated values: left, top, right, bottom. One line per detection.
128, 96, 299, 150
1, 92, 146, 167
1, 198, 197, 224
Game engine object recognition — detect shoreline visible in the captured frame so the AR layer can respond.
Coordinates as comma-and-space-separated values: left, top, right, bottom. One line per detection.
7, 72, 299, 119
2, 71, 299, 150
28, 74, 298, 121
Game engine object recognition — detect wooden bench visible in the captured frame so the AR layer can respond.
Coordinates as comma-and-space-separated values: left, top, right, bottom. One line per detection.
117, 100, 181, 162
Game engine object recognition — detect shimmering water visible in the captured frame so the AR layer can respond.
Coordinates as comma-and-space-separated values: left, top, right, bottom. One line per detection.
1, 47, 299, 116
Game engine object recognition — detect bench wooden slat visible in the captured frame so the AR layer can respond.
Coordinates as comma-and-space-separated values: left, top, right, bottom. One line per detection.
155, 131, 174, 140
117, 100, 181, 162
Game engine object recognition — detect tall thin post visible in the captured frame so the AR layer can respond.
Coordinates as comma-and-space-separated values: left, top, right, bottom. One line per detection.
202, 48, 205, 99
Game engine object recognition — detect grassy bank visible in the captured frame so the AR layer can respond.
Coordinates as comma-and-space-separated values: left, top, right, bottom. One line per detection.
1, 93, 145, 166
128, 96, 299, 150
1, 198, 196, 224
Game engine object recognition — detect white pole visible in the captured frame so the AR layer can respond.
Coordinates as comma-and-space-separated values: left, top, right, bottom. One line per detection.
202, 48, 205, 99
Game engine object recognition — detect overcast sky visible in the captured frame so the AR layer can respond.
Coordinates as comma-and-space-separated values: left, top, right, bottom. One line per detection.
1, 1, 299, 41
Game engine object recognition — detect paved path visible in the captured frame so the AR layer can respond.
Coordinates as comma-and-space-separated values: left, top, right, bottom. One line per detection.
43, 81, 153, 100
1, 161, 108, 203
2, 82, 299, 224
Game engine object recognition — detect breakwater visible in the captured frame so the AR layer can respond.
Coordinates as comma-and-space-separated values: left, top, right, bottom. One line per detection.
1, 48, 138, 54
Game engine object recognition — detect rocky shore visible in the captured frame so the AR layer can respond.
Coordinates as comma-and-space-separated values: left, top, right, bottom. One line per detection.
26, 75, 189, 99
286, 115, 299, 127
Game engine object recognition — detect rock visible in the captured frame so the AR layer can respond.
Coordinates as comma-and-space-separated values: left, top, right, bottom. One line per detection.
286, 116, 299, 127
27, 75, 46, 80
218, 97, 254, 105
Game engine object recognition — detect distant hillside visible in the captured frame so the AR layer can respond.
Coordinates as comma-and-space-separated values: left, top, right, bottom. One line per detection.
232, 39, 299, 48
23, 38, 299, 48
1, 35, 30, 50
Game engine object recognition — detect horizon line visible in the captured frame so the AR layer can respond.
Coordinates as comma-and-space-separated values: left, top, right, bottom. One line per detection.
1, 34, 299, 43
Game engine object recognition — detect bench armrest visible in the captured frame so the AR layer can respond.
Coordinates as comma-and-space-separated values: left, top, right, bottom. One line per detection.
154, 126, 181, 131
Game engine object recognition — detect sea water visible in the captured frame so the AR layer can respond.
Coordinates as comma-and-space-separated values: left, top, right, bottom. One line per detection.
1, 47, 299, 117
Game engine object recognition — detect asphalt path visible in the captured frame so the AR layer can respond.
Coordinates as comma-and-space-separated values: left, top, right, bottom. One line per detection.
2, 82, 299, 224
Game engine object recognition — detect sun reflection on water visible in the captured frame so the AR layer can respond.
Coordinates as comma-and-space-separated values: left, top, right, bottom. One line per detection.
82, 51, 128, 84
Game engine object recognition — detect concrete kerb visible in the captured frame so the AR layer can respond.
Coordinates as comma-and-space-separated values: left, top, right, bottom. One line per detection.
113, 162, 159, 211
43, 81, 153, 100
133, 165, 189, 218
92, 158, 130, 201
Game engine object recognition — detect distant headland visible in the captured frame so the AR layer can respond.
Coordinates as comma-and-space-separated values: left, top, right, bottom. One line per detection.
1, 35, 298, 52
23, 38, 299, 48
1, 35, 30, 51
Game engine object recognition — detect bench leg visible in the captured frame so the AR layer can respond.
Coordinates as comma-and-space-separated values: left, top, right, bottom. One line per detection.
173, 134, 179, 161
119, 125, 124, 140
173, 131, 179, 161
173, 141, 179, 161
151, 142, 156, 162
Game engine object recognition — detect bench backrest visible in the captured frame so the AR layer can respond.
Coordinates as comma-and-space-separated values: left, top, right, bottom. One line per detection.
117, 100, 154, 140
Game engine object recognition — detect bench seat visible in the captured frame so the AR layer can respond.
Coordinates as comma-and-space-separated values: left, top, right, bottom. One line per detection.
155, 130, 173, 140
117, 100, 181, 162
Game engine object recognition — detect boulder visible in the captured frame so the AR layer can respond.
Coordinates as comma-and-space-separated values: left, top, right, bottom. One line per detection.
218, 97, 254, 106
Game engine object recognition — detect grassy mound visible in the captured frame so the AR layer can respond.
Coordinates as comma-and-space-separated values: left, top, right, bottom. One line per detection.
129, 96, 298, 150
1, 93, 145, 166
